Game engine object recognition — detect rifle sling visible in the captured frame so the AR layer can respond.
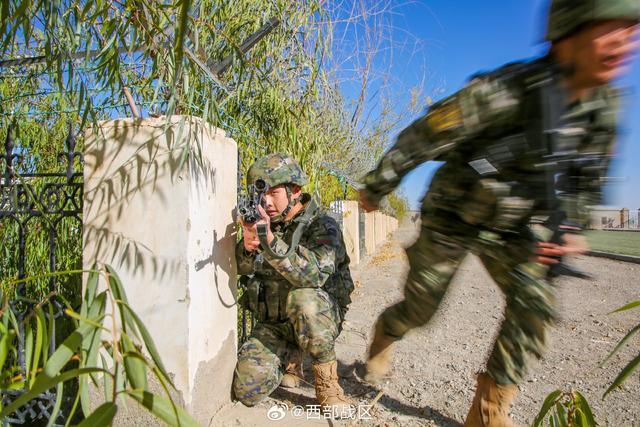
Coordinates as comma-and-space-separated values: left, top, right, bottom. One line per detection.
257, 198, 319, 259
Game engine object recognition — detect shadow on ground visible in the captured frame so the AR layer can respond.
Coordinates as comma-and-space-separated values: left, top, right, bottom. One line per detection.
270, 358, 461, 426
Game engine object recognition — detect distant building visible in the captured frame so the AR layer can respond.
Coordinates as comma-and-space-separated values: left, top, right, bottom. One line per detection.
588, 206, 639, 230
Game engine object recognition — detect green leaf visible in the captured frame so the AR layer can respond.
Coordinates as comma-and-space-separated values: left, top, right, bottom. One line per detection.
602, 324, 640, 365
45, 382, 64, 427
80, 293, 107, 416
30, 308, 46, 387
555, 402, 568, 427
1, 367, 107, 418
105, 266, 136, 338
45, 302, 55, 365
65, 308, 108, 331
101, 353, 113, 399
118, 301, 170, 384
573, 391, 597, 426
115, 362, 126, 394
82, 267, 100, 318
38, 304, 50, 340
122, 333, 148, 390
534, 390, 562, 426
24, 322, 33, 380
609, 300, 640, 314
0, 322, 9, 371
604, 352, 640, 397
76, 402, 118, 427
36, 320, 95, 384
126, 390, 201, 427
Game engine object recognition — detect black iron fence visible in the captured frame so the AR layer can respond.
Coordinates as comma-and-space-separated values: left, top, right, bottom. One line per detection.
0, 124, 83, 425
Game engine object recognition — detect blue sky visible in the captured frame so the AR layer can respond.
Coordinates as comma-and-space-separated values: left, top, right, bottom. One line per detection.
375, 0, 640, 210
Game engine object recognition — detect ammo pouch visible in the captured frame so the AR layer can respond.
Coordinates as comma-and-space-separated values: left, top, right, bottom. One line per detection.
238, 276, 289, 323
460, 133, 537, 231
460, 178, 534, 232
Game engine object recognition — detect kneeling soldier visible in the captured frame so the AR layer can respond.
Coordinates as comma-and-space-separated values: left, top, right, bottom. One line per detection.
233, 153, 354, 412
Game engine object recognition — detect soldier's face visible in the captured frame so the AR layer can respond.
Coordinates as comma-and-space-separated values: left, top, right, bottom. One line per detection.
571, 19, 640, 85
263, 184, 302, 217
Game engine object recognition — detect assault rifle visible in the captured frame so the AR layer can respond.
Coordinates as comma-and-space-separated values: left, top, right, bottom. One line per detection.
238, 178, 268, 224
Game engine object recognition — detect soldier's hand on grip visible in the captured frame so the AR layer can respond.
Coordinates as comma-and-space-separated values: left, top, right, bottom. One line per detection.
241, 219, 260, 252
534, 234, 589, 265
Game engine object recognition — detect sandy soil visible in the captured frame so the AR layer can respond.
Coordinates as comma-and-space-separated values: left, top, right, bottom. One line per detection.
213, 225, 640, 426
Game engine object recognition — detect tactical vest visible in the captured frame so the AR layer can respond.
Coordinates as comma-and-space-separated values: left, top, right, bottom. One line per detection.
240, 199, 354, 324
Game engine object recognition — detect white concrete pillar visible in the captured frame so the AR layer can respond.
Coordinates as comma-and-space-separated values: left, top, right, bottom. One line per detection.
83, 116, 237, 424
374, 212, 385, 247
365, 212, 376, 256
341, 201, 360, 265
384, 215, 390, 237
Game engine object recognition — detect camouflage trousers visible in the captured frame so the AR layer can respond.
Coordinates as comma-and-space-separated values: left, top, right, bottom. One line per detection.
233, 288, 341, 406
380, 217, 555, 385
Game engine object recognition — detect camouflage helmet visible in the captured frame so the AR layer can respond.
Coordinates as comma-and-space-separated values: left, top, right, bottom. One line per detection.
247, 153, 309, 189
546, 0, 640, 41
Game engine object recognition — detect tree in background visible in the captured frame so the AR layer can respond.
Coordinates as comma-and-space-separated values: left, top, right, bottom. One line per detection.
1, 0, 427, 207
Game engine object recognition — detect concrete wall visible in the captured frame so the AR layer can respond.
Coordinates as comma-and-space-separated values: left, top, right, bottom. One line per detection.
83, 116, 237, 424
341, 201, 360, 265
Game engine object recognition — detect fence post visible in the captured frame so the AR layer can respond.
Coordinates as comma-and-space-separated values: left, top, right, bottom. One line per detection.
83, 116, 238, 423
365, 212, 376, 255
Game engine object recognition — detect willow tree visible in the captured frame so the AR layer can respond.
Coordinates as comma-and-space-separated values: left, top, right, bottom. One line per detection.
1, 0, 423, 204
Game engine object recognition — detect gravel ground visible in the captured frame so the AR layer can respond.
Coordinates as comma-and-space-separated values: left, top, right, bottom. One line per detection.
214, 225, 640, 426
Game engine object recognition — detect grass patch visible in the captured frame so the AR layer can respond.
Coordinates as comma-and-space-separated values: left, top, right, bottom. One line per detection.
585, 230, 640, 257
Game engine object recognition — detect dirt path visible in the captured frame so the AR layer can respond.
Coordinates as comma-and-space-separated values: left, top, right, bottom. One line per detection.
214, 225, 640, 426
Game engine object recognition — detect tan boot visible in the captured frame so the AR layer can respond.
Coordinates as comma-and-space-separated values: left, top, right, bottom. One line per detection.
281, 350, 304, 388
464, 373, 517, 427
312, 360, 351, 410
364, 318, 395, 383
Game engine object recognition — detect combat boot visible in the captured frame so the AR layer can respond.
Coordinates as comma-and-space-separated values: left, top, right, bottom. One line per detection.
464, 372, 517, 427
312, 360, 351, 411
281, 350, 304, 388
364, 318, 395, 383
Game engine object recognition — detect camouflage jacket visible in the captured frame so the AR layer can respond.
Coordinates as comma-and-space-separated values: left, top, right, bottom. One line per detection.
236, 196, 354, 322
363, 56, 620, 231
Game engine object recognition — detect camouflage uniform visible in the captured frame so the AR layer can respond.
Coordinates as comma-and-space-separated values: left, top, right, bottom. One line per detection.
233, 154, 354, 406
363, 56, 621, 385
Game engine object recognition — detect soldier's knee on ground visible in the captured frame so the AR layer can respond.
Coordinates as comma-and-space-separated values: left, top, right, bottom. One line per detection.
233, 338, 283, 406
233, 358, 282, 406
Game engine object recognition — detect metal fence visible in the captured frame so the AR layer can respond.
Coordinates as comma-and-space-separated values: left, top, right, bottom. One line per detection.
0, 125, 83, 425
628, 211, 639, 229
599, 210, 640, 230
326, 200, 344, 229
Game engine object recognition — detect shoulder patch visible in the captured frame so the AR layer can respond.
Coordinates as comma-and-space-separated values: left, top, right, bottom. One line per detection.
425, 98, 463, 132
